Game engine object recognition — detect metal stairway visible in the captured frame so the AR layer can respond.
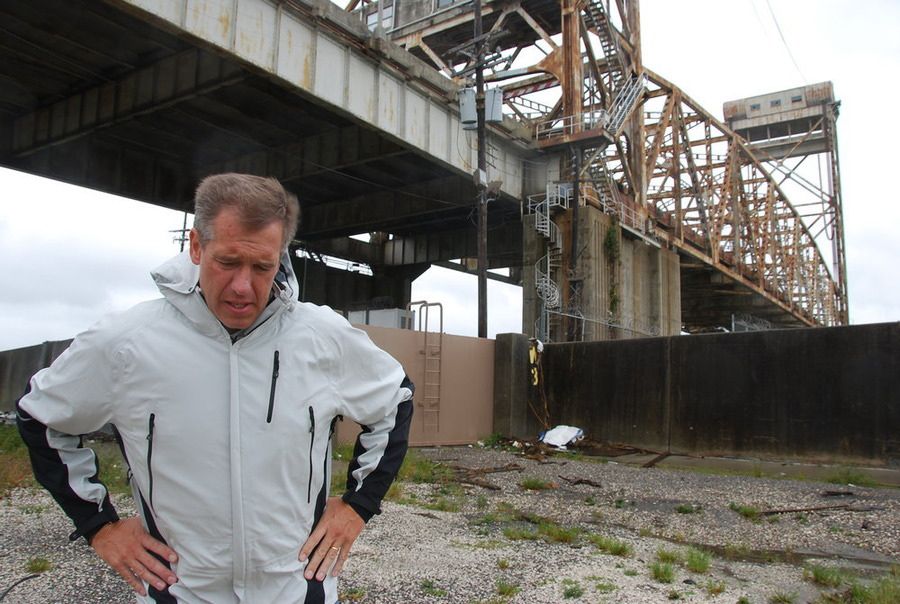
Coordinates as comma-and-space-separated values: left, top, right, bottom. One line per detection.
608, 74, 645, 135
581, 0, 627, 92
527, 184, 571, 342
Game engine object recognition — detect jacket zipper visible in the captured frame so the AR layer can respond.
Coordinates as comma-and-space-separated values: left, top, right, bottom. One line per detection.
325, 416, 341, 495
307, 406, 315, 503
266, 350, 279, 423
146, 413, 156, 508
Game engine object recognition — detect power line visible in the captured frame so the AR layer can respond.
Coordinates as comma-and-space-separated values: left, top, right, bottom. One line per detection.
764, 0, 808, 83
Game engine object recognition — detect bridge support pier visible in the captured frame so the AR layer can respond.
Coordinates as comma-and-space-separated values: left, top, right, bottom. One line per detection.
524, 205, 681, 341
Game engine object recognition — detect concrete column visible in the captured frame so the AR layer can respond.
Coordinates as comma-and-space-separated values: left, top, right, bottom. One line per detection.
492, 332, 539, 439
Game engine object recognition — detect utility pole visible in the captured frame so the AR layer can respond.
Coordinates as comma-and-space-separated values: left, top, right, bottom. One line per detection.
474, 0, 488, 338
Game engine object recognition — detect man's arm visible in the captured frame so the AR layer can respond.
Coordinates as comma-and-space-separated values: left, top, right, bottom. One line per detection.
300, 315, 414, 579
16, 323, 178, 596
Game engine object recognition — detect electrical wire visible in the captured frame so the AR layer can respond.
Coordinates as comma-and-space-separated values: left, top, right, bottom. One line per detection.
763, 0, 808, 83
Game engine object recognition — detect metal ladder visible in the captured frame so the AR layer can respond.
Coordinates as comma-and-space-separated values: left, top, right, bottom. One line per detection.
407, 301, 442, 434
582, 0, 627, 92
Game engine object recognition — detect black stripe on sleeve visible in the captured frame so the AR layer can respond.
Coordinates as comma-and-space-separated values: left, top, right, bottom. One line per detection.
16, 387, 119, 541
342, 389, 413, 522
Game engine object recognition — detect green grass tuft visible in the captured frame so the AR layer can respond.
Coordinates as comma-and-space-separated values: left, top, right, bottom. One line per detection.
589, 534, 632, 556
419, 579, 447, 597
26, 557, 51, 573
519, 477, 554, 490
562, 580, 584, 599
729, 502, 761, 522
656, 548, 681, 564
650, 561, 675, 583
805, 564, 843, 588
496, 579, 520, 597
685, 548, 711, 573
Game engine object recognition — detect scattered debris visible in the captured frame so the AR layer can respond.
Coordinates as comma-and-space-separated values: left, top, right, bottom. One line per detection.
822, 490, 855, 497
540, 425, 584, 449
558, 475, 603, 488
642, 452, 672, 468
760, 504, 852, 516
439, 462, 524, 490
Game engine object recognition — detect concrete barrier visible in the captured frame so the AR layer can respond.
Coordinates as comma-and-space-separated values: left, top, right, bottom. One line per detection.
0, 340, 72, 412
495, 323, 900, 466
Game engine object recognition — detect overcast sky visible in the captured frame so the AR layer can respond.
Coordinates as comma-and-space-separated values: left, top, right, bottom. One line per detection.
1, 0, 897, 351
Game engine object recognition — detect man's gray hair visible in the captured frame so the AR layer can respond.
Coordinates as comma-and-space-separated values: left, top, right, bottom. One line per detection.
193, 173, 300, 251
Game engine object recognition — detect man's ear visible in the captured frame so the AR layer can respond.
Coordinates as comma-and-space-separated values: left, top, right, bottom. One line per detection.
189, 228, 202, 265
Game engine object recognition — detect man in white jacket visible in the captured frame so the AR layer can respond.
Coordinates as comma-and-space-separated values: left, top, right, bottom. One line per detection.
17, 173, 414, 603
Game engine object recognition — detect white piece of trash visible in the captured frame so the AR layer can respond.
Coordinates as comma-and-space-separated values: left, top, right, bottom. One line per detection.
540, 425, 584, 449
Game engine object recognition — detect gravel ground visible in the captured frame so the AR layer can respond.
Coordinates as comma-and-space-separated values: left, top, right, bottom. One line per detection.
1, 446, 897, 603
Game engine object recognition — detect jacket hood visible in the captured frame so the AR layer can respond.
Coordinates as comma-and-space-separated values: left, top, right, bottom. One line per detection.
151, 250, 299, 337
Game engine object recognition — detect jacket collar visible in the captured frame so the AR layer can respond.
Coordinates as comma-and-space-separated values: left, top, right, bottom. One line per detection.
151, 250, 299, 339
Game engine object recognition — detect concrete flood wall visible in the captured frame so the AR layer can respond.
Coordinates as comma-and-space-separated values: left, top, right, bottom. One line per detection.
495, 323, 900, 466
0, 340, 72, 412
1, 325, 496, 449
336, 325, 495, 447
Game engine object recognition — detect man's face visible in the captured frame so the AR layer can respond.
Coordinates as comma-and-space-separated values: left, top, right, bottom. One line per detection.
189, 206, 283, 330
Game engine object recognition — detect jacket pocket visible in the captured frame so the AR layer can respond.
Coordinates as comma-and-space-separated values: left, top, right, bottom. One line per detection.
266, 350, 279, 423
146, 413, 156, 508
307, 406, 315, 503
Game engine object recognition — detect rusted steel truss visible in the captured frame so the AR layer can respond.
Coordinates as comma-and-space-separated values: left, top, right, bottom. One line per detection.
353, 0, 845, 328
640, 71, 842, 326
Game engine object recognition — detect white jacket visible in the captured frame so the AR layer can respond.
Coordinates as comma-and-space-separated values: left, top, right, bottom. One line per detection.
17, 251, 413, 603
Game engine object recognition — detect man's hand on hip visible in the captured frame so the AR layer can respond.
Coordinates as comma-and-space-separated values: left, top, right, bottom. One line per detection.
299, 497, 365, 581
91, 517, 179, 596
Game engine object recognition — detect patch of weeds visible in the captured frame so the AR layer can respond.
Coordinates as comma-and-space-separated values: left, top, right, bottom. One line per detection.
497, 558, 510, 570
737, 597, 751, 604
794, 512, 810, 526
769, 592, 797, 604
828, 571, 900, 604
675, 503, 701, 514
656, 548, 682, 564
584, 496, 596, 506
589, 534, 632, 557
685, 548, 711, 573
561, 578, 584, 599
594, 580, 616, 593
667, 589, 682, 600
722, 543, 752, 560
519, 477, 553, 491
729, 502, 761, 522
340, 587, 366, 602
420, 579, 447, 597
638, 527, 653, 538
383, 482, 405, 503
767, 515, 781, 524
614, 498, 629, 509
704, 579, 725, 595
651, 561, 675, 583
398, 450, 452, 484
825, 468, 876, 488
480, 433, 507, 449
476, 494, 488, 509
503, 526, 539, 541
469, 539, 505, 549
538, 522, 580, 544
332, 442, 355, 461
424, 497, 460, 512
805, 564, 844, 588
0, 425, 35, 497
623, 568, 638, 577
95, 441, 130, 496
496, 579, 520, 597
26, 557, 51, 573
20, 503, 48, 515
